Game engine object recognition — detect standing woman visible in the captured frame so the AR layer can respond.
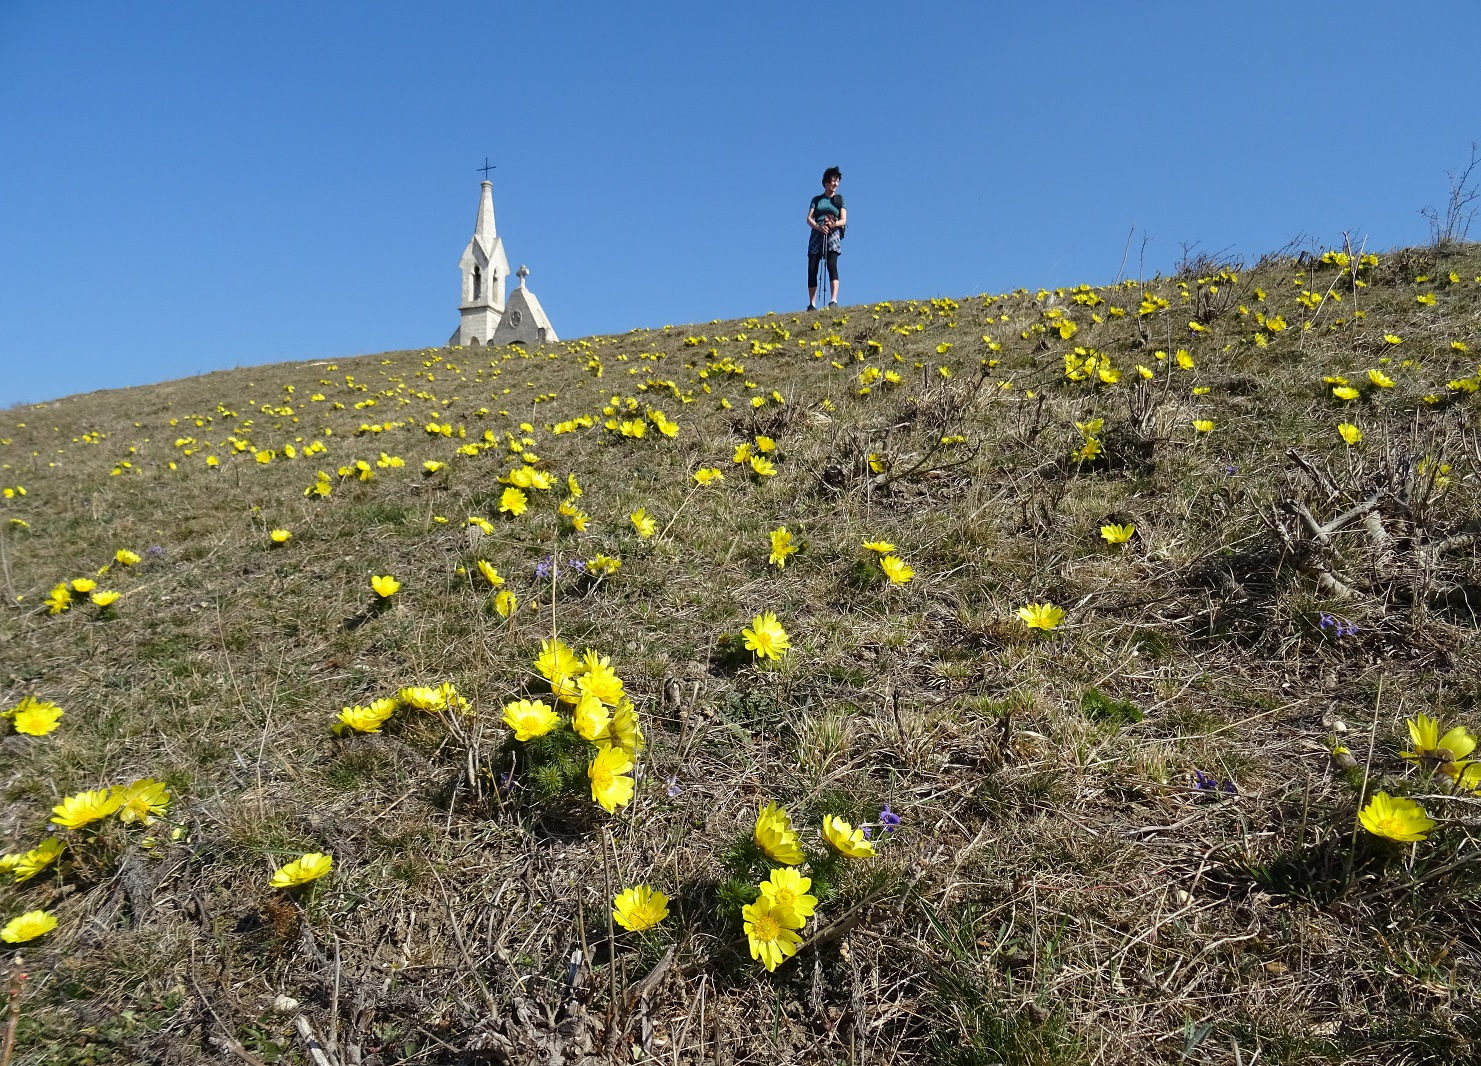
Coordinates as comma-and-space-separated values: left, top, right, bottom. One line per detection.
806, 166, 846, 310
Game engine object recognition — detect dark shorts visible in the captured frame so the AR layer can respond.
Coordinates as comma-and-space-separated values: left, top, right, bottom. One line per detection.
808, 227, 842, 284
808, 250, 839, 285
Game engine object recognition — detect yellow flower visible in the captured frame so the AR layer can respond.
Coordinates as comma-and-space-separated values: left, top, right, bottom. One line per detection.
1337, 423, 1363, 445
499, 486, 529, 516
588, 745, 635, 812
115, 549, 142, 566
610, 699, 645, 756
70, 577, 97, 594
612, 885, 669, 932
87, 589, 119, 607
115, 779, 171, 824
536, 638, 582, 681
270, 529, 292, 543
749, 455, 777, 477
9, 838, 63, 882
733, 442, 753, 464
694, 467, 725, 485
1332, 385, 1360, 401
879, 555, 913, 584
743, 894, 804, 972
755, 435, 777, 453
630, 508, 657, 538
754, 801, 805, 865
50, 788, 123, 830
769, 527, 799, 568
578, 650, 626, 706
861, 540, 896, 553
334, 699, 397, 735
7, 696, 63, 736
1401, 713, 1476, 777
742, 611, 791, 660
1358, 792, 1435, 842
759, 867, 817, 925
370, 574, 401, 598
1100, 523, 1135, 544
44, 583, 72, 614
572, 694, 611, 742
567, 474, 582, 497
502, 699, 560, 741
1192, 419, 1214, 433
399, 685, 446, 711
270, 852, 333, 888
494, 589, 517, 618
1175, 349, 1195, 369
1016, 602, 1064, 631
1368, 368, 1395, 388
1, 910, 58, 944
822, 815, 876, 858
422, 460, 444, 473
476, 560, 504, 587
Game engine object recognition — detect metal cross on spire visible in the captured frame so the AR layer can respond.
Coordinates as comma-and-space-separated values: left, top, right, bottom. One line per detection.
477, 158, 496, 180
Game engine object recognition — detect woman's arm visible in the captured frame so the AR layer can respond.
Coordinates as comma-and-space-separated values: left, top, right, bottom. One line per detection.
806, 202, 823, 232
837, 206, 847, 228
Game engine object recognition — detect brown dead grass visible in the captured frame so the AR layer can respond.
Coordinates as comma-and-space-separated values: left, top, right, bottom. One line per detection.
2, 243, 1481, 1065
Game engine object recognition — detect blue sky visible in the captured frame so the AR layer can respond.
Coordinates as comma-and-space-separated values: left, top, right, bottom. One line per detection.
1, 2, 1478, 407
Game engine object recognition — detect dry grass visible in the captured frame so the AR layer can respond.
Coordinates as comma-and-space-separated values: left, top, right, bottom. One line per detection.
3, 243, 1481, 1064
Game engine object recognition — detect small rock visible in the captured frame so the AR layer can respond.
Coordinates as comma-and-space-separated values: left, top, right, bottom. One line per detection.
270, 994, 300, 1013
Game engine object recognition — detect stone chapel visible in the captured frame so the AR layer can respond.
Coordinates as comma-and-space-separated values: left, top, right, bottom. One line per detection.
449, 180, 558, 348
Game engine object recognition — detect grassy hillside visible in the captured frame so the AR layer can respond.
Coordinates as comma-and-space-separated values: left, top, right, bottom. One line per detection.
3, 243, 1481, 1065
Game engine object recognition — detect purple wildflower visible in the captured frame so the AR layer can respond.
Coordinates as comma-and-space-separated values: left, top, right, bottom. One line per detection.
879, 805, 901, 833
665, 776, 681, 798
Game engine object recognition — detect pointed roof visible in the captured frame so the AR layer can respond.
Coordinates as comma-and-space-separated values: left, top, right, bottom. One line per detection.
492, 266, 558, 346
472, 180, 497, 254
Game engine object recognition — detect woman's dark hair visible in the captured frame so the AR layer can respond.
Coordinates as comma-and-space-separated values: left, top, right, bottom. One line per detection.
822, 166, 842, 184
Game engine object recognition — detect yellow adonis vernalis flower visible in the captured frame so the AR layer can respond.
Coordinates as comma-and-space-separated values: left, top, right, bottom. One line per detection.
749, 454, 777, 477
742, 612, 791, 660
759, 866, 817, 925
1016, 602, 1064, 631
1358, 792, 1435, 843
588, 745, 635, 813
630, 508, 658, 538
1, 910, 59, 944
503, 699, 560, 742
693, 467, 724, 485
1368, 368, 1395, 388
370, 574, 401, 598
610, 699, 645, 756
334, 699, 397, 735
1192, 419, 1214, 433
115, 549, 142, 566
754, 801, 805, 865
115, 779, 171, 824
476, 560, 504, 587
769, 527, 799, 568
572, 694, 611, 742
1100, 523, 1135, 544
612, 885, 669, 932
743, 894, 804, 972
861, 540, 896, 553
9, 838, 64, 882
399, 685, 447, 711
1337, 423, 1363, 445
90, 590, 120, 607
879, 555, 914, 584
51, 788, 123, 829
70, 578, 97, 594
44, 583, 72, 614
270, 529, 292, 544
1332, 385, 1360, 401
499, 486, 528, 516
269, 852, 334, 888
1400, 714, 1476, 777
822, 815, 876, 858
494, 589, 517, 618
6, 696, 64, 736
578, 650, 626, 706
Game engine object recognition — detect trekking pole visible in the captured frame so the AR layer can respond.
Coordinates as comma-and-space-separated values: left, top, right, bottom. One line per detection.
817, 222, 830, 311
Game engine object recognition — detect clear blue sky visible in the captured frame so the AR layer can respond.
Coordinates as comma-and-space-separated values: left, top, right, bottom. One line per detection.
2, 2, 1477, 407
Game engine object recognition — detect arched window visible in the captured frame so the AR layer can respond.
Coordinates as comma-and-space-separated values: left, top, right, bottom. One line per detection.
473, 266, 482, 300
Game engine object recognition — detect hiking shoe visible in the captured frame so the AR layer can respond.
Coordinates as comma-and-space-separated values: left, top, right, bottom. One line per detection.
806, 304, 816, 311
827, 300, 838, 308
